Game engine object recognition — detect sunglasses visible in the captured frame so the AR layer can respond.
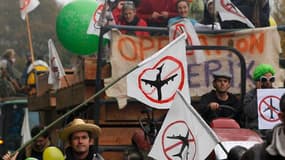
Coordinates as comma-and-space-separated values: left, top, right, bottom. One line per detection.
259, 76, 275, 83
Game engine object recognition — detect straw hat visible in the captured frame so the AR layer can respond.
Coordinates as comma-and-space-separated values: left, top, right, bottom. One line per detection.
60, 118, 101, 142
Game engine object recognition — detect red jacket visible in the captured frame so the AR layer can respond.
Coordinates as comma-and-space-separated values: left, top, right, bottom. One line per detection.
119, 17, 150, 37
136, 0, 178, 26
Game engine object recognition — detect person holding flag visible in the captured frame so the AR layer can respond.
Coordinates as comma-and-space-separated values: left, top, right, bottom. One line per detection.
241, 93, 285, 160
168, 0, 221, 30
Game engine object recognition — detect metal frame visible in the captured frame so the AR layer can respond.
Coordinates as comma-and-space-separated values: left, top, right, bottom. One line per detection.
94, 25, 249, 152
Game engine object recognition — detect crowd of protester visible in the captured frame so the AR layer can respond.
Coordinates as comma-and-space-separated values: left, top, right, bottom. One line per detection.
109, 0, 271, 36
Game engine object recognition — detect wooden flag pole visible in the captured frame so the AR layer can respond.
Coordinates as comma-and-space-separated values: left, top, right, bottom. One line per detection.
25, 14, 35, 63
11, 64, 139, 156
63, 75, 70, 87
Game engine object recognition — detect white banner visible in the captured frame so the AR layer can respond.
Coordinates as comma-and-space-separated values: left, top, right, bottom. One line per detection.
257, 88, 285, 129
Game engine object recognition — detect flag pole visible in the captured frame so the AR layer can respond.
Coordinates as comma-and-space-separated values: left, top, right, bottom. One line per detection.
11, 64, 139, 156
63, 75, 70, 86
25, 14, 35, 63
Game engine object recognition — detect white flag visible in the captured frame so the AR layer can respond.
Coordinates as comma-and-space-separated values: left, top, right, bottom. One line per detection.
87, 0, 111, 39
148, 91, 220, 160
169, 19, 206, 64
215, 0, 255, 28
127, 33, 190, 109
21, 108, 31, 144
48, 39, 66, 90
20, 0, 40, 20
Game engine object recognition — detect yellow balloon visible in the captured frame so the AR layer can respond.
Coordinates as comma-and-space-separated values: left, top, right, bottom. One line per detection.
43, 147, 64, 160
269, 16, 277, 26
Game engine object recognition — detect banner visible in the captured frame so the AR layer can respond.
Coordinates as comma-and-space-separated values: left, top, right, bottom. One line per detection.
127, 33, 190, 109
19, 0, 40, 20
105, 27, 283, 108
215, 0, 254, 28
148, 91, 220, 159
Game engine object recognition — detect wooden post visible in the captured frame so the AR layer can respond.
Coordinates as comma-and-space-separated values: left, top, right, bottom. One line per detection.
25, 14, 35, 63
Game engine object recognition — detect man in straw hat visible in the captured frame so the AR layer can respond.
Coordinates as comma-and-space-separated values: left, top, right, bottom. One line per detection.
60, 118, 103, 160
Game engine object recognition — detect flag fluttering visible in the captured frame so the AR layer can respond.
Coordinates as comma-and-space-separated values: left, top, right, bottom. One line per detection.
127, 33, 190, 109
148, 91, 220, 159
48, 39, 66, 90
21, 108, 31, 144
215, 0, 255, 28
20, 0, 40, 20
87, 0, 112, 39
169, 19, 206, 64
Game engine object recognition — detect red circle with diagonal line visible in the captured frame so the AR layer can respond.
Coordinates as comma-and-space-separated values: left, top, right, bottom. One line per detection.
138, 56, 185, 104
162, 120, 196, 160
258, 95, 281, 122
20, 0, 31, 10
93, 4, 104, 24
220, 0, 246, 18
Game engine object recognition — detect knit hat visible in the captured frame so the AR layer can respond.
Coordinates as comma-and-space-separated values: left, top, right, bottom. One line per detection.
253, 64, 275, 81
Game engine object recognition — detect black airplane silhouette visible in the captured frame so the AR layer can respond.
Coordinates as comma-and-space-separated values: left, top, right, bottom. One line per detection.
263, 98, 279, 119
141, 64, 178, 101
167, 130, 190, 159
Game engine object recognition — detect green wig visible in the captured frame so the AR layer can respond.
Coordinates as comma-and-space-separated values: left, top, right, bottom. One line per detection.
253, 64, 275, 81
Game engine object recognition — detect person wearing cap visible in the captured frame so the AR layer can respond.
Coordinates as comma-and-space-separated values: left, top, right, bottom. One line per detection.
59, 118, 103, 160
241, 93, 285, 160
243, 64, 276, 138
118, 1, 150, 36
198, 71, 241, 124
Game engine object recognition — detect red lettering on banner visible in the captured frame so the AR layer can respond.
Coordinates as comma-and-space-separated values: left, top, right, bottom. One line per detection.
236, 38, 248, 53
118, 37, 138, 61
139, 37, 155, 60
198, 35, 211, 55
157, 37, 170, 50
118, 36, 169, 62
249, 32, 264, 54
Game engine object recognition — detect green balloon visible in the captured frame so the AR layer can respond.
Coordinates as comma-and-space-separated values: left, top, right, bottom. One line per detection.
56, 0, 107, 55
25, 157, 38, 160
